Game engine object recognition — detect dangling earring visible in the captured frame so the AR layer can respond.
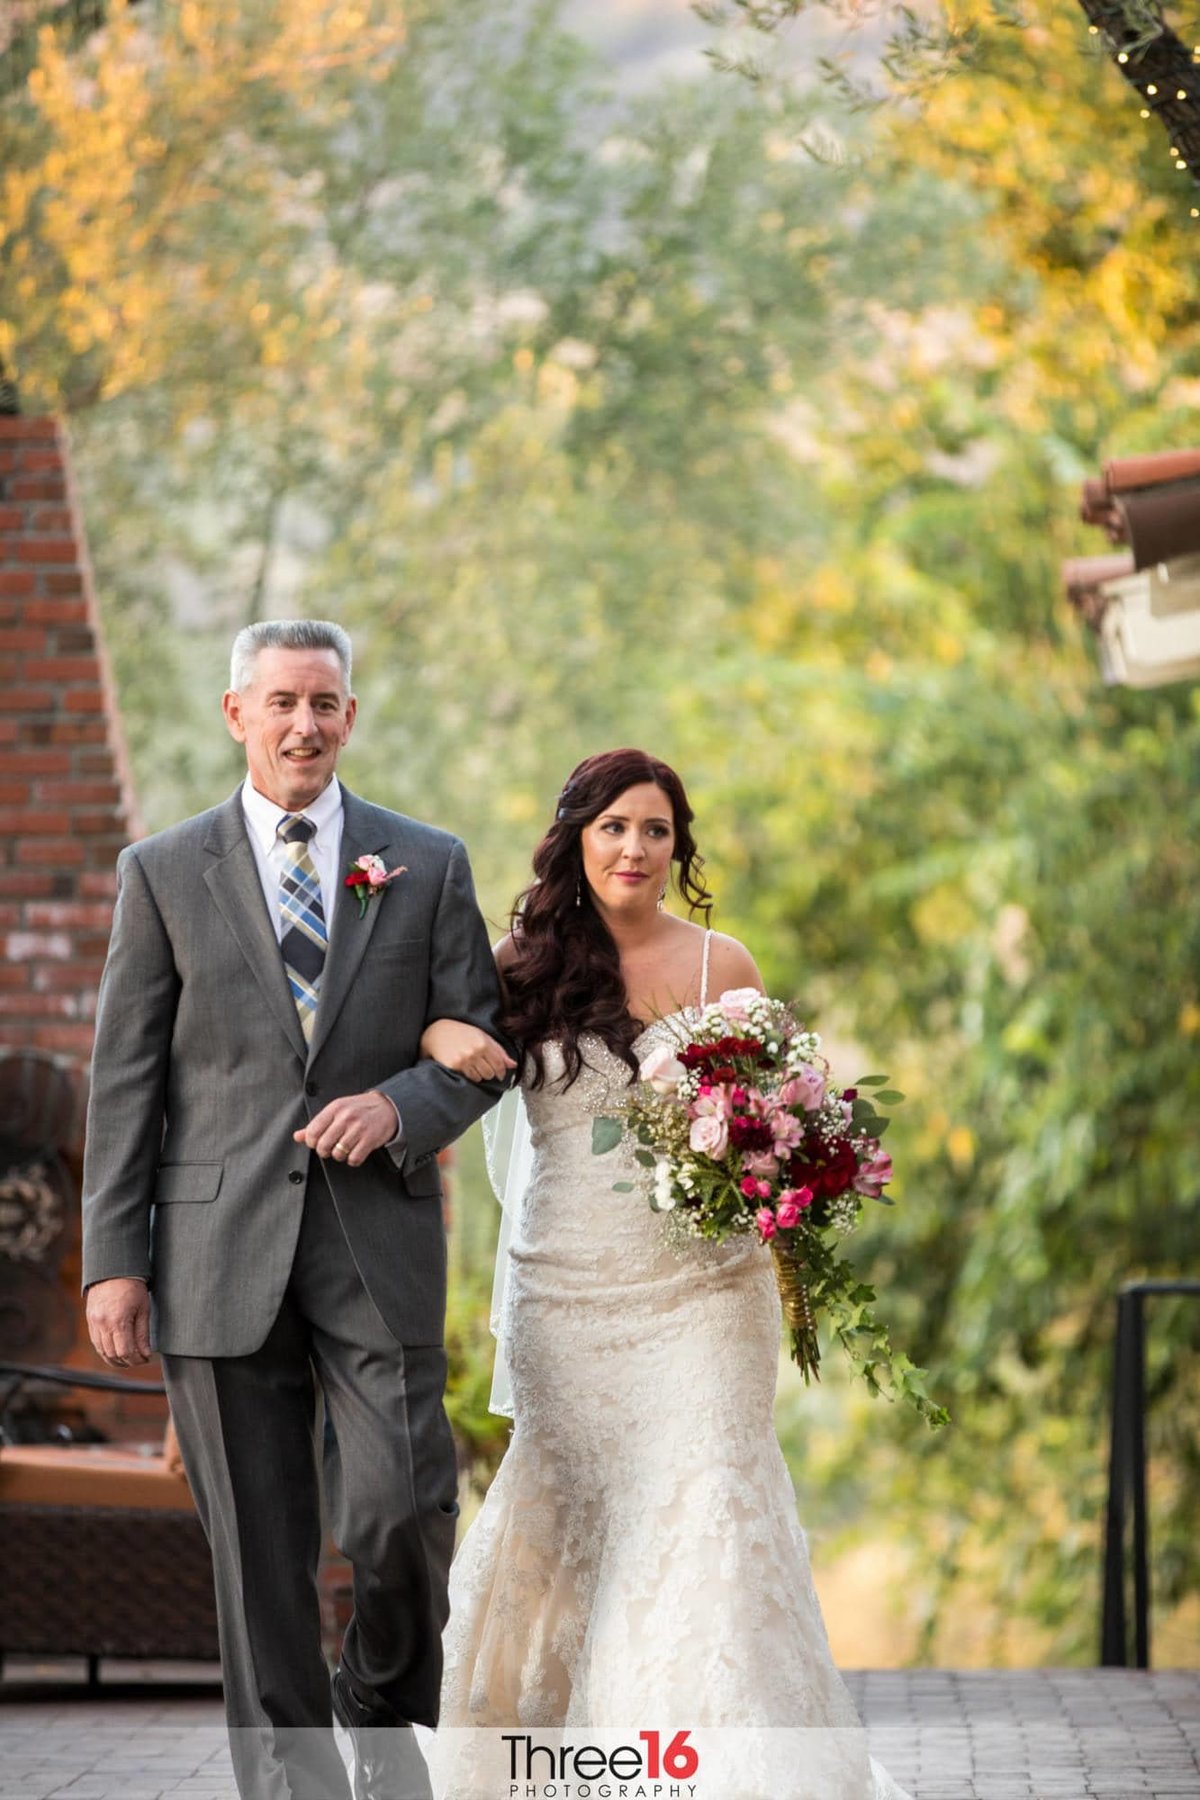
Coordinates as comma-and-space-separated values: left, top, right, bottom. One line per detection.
576, 872, 582, 908
657, 882, 667, 912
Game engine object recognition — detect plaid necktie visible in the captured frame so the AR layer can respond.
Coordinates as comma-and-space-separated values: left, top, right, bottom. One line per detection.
277, 814, 327, 1043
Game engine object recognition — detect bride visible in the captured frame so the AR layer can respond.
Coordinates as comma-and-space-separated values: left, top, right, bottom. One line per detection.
420, 748, 912, 1800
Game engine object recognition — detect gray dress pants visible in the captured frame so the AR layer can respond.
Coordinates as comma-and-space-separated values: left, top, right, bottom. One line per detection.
162, 1169, 459, 1800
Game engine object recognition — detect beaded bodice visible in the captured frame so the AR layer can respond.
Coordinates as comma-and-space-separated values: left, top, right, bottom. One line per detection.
514, 1015, 759, 1289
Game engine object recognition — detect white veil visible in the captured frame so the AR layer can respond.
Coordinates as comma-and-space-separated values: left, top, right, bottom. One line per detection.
480, 1083, 533, 1418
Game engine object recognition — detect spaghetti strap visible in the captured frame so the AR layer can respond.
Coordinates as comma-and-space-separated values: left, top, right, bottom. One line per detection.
699, 927, 713, 1007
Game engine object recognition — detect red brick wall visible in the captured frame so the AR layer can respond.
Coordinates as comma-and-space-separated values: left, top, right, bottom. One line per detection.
1, 415, 141, 1060
0, 415, 157, 1425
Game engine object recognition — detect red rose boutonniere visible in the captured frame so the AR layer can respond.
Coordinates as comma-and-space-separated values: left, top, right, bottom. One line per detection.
344, 854, 407, 919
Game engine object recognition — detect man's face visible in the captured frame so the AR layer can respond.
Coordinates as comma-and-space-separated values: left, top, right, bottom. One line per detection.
222, 646, 357, 812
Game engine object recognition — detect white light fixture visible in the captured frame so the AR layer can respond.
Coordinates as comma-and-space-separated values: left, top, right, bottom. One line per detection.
1097, 568, 1200, 686
1147, 553, 1200, 618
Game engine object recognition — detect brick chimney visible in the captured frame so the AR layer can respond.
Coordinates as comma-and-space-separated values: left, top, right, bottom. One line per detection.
0, 416, 151, 1407
1, 415, 141, 1053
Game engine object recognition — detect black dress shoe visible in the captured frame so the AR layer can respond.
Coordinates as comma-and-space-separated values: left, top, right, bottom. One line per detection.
331, 1667, 433, 1800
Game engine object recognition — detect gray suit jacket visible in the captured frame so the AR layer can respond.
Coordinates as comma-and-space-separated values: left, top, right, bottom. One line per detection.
81, 787, 507, 1356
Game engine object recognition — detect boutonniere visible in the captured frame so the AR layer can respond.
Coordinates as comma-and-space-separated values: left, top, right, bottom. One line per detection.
344, 854, 407, 918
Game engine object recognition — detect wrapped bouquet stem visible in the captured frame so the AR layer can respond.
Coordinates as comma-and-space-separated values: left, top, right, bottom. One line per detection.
593, 988, 949, 1429
770, 1234, 820, 1381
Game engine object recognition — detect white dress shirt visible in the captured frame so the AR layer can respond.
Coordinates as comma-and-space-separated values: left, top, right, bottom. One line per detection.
240, 773, 344, 940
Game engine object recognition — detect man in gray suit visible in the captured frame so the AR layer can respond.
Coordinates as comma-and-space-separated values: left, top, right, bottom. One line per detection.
82, 620, 512, 1800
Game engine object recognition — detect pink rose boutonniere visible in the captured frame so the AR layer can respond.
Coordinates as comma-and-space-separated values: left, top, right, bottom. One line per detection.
344, 854, 407, 919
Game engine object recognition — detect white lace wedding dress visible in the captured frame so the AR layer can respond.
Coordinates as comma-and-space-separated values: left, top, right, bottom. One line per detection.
436, 948, 912, 1800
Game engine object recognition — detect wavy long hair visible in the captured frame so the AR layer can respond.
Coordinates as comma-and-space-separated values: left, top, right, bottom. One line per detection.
502, 749, 713, 1089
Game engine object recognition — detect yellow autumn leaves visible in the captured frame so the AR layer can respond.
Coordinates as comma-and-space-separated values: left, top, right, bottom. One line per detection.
1, 0, 405, 407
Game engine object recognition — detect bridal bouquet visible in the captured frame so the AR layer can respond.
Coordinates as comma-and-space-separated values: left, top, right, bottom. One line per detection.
592, 990, 948, 1428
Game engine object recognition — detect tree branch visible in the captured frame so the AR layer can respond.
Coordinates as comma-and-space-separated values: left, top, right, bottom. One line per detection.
1075, 0, 1200, 196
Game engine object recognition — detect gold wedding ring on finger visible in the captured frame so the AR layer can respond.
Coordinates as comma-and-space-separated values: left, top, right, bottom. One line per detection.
334, 1138, 352, 1158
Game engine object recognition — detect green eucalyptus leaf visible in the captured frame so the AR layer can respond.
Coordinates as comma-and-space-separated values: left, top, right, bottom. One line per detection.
591, 1116, 623, 1155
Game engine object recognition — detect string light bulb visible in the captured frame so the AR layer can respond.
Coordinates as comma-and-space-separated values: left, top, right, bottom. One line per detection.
1177, 159, 1188, 171
1141, 107, 1151, 117
1147, 83, 1158, 94
1118, 50, 1129, 62
1177, 89, 1188, 99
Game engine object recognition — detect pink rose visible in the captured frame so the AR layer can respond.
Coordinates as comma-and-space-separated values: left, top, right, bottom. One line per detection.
719, 987, 761, 1024
853, 1146, 893, 1199
640, 1043, 687, 1095
689, 1114, 730, 1158
780, 1066, 826, 1112
775, 1186, 813, 1229
741, 1149, 780, 1179
755, 1206, 777, 1240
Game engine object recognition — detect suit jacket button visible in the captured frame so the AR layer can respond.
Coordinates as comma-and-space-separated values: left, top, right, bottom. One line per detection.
288, 1170, 304, 1185
305, 1081, 318, 1096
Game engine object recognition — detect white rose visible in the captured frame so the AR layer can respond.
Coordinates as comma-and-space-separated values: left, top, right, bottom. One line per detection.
639, 1043, 687, 1095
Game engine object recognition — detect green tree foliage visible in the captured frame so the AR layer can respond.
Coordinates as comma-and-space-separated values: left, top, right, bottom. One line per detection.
677, 0, 1200, 1659
3, 0, 1198, 1660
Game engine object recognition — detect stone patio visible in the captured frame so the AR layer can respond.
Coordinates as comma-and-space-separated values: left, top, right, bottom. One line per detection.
0, 1664, 1197, 1799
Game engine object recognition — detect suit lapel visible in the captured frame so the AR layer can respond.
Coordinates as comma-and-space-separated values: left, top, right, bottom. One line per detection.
202, 790, 308, 1064
305, 789, 402, 1066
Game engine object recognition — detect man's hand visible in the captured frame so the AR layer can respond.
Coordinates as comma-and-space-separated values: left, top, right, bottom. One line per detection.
293, 1089, 398, 1167
86, 1277, 152, 1367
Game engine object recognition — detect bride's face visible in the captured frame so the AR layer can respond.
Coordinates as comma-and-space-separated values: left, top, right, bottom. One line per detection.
580, 782, 676, 915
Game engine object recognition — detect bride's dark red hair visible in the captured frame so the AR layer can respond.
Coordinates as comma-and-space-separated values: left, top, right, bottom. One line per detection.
502, 749, 713, 1089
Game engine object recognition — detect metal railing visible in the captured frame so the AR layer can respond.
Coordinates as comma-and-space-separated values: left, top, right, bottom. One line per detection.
0, 1358, 166, 1443
1100, 1278, 1200, 1667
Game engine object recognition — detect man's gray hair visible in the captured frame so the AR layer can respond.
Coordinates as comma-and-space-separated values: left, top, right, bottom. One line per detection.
230, 619, 353, 694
